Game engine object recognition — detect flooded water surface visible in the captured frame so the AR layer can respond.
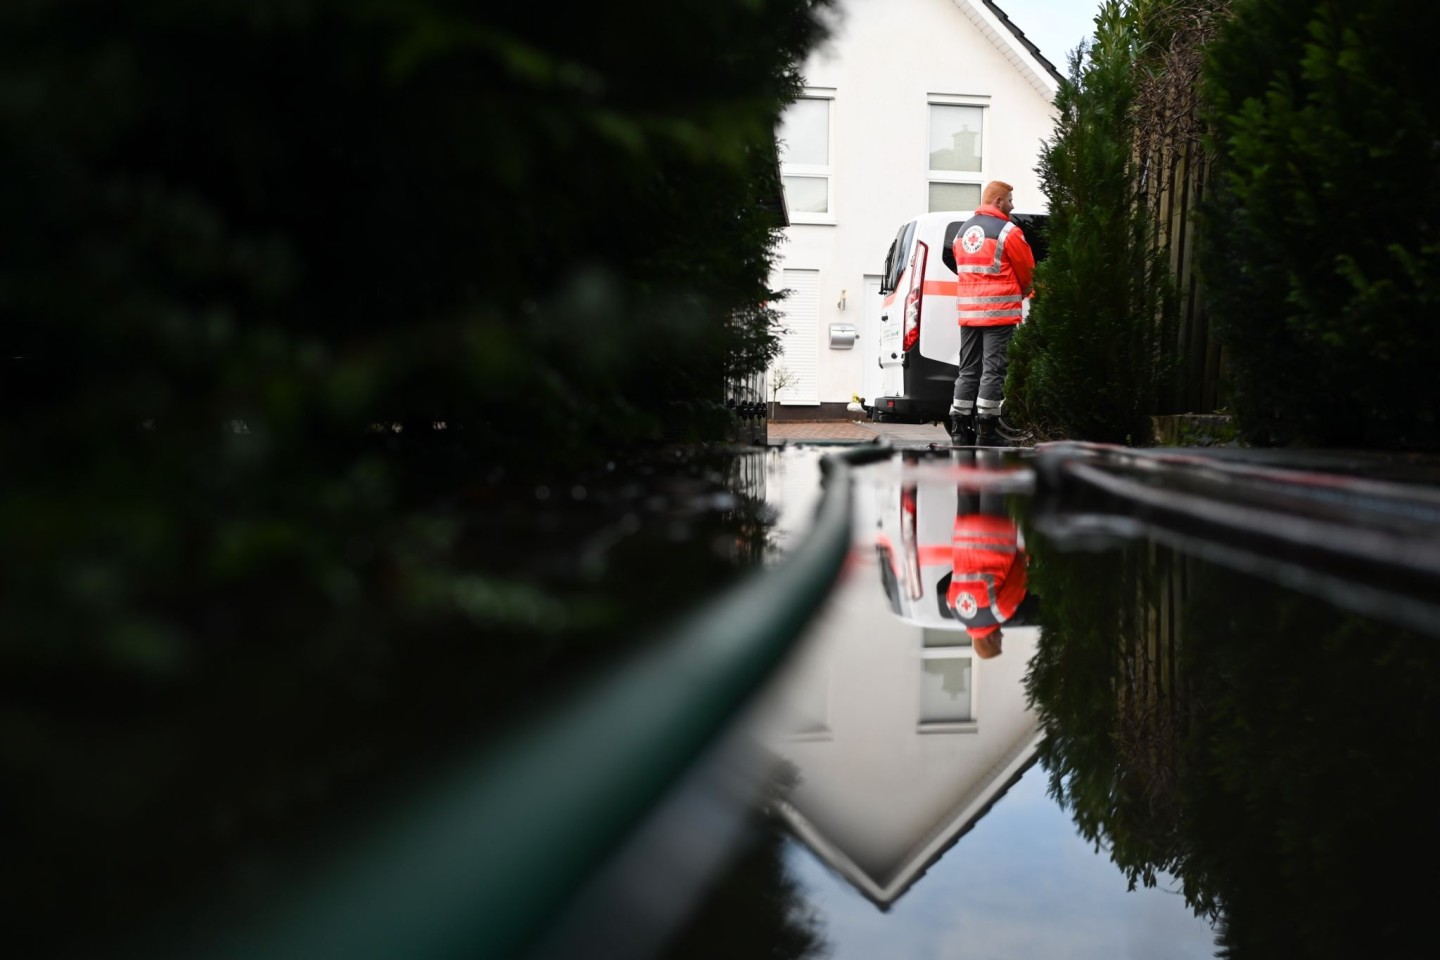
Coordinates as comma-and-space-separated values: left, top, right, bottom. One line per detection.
31, 440, 1438, 960
647, 442, 1440, 960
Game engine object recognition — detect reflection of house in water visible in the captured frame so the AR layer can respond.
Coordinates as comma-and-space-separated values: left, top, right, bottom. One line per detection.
755, 515, 1041, 909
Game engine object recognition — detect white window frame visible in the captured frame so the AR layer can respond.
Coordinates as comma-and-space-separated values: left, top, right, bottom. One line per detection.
927, 95, 989, 214
779, 88, 835, 225
917, 643, 979, 734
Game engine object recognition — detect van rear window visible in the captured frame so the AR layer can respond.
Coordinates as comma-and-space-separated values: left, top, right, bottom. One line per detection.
1012, 214, 1050, 262
881, 220, 918, 294
940, 220, 966, 273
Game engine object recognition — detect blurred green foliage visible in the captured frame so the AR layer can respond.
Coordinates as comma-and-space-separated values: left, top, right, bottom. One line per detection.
1198, 0, 1440, 449
0, 0, 833, 952
3, 0, 827, 461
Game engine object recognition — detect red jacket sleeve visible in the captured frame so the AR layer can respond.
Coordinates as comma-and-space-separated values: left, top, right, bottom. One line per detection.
1005, 228, 1036, 297
993, 550, 1028, 622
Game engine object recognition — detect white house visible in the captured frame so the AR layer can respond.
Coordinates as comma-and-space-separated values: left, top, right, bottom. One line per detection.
770, 0, 1062, 420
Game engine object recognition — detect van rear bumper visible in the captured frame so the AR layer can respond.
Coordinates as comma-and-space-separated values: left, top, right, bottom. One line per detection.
872, 351, 957, 423
869, 394, 950, 423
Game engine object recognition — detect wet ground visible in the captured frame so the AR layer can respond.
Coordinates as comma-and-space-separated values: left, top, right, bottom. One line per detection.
657, 444, 1223, 958
39, 428, 1440, 959
619, 438, 1440, 959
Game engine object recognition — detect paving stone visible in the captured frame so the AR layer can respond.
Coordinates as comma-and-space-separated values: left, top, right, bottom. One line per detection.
766, 420, 949, 446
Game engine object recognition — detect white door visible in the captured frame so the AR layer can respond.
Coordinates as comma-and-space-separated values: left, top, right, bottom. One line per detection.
776, 269, 819, 406
861, 275, 883, 409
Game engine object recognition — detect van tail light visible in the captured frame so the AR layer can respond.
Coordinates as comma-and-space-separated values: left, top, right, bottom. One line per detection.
902, 240, 927, 352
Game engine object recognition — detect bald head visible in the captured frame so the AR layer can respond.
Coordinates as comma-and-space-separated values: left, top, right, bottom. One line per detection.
981, 180, 1014, 209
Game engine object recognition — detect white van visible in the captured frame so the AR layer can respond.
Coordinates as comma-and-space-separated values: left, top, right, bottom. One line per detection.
863, 210, 1048, 424
873, 464, 966, 633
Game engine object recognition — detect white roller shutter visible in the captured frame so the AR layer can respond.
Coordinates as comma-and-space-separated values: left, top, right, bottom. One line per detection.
776, 269, 820, 405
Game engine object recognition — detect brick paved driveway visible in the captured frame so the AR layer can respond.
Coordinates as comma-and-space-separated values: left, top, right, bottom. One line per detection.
766, 419, 949, 446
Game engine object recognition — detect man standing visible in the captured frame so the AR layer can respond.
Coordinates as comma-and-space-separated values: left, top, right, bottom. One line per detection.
947, 180, 1035, 446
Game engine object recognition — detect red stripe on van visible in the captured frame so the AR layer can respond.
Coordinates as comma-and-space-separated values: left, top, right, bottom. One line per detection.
881, 291, 898, 307
917, 545, 951, 566
922, 280, 958, 297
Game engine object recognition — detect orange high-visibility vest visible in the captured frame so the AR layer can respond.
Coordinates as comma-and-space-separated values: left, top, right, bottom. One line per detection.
946, 513, 1027, 629
951, 207, 1034, 327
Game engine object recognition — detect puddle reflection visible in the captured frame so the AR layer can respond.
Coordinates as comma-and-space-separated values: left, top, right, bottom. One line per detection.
725, 443, 1440, 960
757, 449, 1042, 906
722, 440, 1440, 959
742, 445, 1220, 957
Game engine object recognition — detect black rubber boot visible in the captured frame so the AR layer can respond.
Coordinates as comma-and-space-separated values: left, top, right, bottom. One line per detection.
947, 412, 976, 445
975, 416, 1008, 447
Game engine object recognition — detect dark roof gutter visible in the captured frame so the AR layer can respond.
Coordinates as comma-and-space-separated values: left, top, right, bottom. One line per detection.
982, 0, 1067, 85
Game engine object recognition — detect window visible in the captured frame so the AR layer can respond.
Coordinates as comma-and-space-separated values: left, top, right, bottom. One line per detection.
778, 93, 833, 223
919, 653, 974, 729
879, 220, 917, 296
918, 631, 978, 733
928, 100, 986, 213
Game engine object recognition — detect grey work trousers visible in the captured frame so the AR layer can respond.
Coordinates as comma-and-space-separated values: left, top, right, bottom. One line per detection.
952, 323, 1016, 416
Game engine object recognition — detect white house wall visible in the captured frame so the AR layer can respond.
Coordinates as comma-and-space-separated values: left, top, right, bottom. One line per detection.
776, 0, 1058, 413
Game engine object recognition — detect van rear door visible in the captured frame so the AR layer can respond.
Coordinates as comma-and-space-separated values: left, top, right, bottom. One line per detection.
876, 220, 916, 403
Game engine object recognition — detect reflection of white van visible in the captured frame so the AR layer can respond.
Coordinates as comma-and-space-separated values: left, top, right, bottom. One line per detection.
874, 468, 965, 633
864, 210, 1048, 424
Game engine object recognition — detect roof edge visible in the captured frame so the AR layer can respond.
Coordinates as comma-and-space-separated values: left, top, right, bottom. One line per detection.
953, 0, 1066, 96
772, 725, 1046, 910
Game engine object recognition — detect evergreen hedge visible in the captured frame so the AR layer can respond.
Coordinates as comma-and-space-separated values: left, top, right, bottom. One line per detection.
1199, 0, 1440, 449
0, 0, 836, 682
1008, 0, 1175, 445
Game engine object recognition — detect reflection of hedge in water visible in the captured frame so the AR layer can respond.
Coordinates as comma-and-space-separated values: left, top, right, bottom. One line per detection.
1104, 543, 1191, 857
1181, 568, 1440, 958
4, 450, 777, 956
1025, 531, 1440, 957
1023, 538, 1205, 910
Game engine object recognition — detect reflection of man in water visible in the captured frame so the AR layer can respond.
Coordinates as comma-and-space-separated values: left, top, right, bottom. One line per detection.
943, 456, 1028, 658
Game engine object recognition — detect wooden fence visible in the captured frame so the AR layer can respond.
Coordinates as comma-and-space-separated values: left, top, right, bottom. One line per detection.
1135, 0, 1232, 418
1143, 137, 1223, 416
